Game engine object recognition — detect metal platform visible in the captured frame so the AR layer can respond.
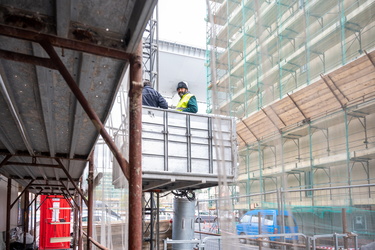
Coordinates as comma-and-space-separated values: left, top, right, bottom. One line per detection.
140, 107, 237, 192
113, 106, 238, 191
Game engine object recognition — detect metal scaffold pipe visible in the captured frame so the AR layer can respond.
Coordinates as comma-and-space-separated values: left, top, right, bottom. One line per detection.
87, 153, 94, 250
129, 40, 144, 250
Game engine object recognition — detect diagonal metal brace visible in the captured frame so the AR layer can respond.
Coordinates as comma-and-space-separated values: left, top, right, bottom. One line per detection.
39, 40, 130, 181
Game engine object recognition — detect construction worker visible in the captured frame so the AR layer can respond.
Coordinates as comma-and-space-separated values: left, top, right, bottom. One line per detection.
142, 80, 168, 109
175, 81, 198, 113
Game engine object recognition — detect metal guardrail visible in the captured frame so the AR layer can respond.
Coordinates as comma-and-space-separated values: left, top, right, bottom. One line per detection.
163, 232, 359, 250
163, 238, 201, 250
164, 233, 306, 249
309, 232, 359, 250
82, 231, 110, 250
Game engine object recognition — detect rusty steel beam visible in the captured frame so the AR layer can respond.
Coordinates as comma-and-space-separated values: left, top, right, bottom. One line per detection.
11, 179, 34, 209
60, 192, 74, 209
11, 176, 78, 181
0, 24, 132, 61
87, 153, 94, 250
29, 184, 64, 188
55, 158, 88, 206
0, 152, 87, 162
59, 180, 80, 208
29, 188, 75, 195
0, 155, 12, 170
36, 195, 48, 211
128, 40, 143, 250
26, 191, 40, 209
5, 161, 60, 168
39, 40, 130, 181
6, 178, 11, 250
0, 49, 58, 70
82, 231, 110, 250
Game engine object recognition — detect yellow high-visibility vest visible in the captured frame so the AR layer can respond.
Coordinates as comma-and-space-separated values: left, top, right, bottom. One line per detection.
176, 93, 194, 111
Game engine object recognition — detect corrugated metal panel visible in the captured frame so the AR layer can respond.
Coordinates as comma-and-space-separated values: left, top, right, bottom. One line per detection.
0, 0, 157, 195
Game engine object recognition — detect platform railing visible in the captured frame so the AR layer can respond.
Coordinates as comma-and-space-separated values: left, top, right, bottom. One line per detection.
163, 232, 359, 250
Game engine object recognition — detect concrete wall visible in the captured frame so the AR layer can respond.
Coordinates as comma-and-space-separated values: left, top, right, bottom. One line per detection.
158, 40, 207, 114
0, 176, 19, 232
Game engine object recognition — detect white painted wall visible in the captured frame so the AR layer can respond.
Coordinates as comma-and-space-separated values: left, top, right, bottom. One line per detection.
0, 176, 19, 232
158, 41, 207, 114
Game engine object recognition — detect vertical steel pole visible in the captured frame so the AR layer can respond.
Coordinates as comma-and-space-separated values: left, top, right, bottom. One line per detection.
312, 237, 316, 249
334, 233, 339, 250
6, 178, 11, 250
150, 192, 154, 250
354, 234, 358, 250
156, 192, 160, 250
23, 190, 29, 249
342, 208, 348, 249
128, 40, 143, 250
73, 193, 79, 249
34, 195, 37, 246
306, 237, 311, 250
87, 154, 94, 250
78, 195, 83, 250
258, 211, 262, 250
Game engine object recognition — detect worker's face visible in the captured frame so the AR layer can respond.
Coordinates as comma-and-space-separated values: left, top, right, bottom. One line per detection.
177, 88, 188, 97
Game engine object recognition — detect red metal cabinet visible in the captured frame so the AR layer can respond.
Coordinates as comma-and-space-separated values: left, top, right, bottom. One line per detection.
39, 195, 71, 249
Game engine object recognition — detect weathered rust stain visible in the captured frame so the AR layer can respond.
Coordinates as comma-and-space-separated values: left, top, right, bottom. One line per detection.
72, 28, 98, 44
91, 119, 102, 131
4, 13, 46, 31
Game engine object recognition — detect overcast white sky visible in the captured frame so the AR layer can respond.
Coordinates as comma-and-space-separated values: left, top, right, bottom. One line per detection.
158, 0, 207, 48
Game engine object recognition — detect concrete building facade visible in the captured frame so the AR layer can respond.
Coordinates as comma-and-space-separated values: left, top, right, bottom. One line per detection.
206, 0, 375, 242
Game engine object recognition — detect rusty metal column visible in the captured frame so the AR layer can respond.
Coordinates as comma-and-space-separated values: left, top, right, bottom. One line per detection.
78, 194, 83, 250
33, 195, 37, 247
128, 40, 143, 250
6, 178, 11, 250
23, 190, 29, 249
73, 193, 79, 249
87, 154, 94, 250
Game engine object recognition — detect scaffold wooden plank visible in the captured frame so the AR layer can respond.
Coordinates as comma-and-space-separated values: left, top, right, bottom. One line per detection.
50, 237, 72, 243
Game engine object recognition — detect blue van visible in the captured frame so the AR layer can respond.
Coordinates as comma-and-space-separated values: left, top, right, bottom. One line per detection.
236, 209, 298, 247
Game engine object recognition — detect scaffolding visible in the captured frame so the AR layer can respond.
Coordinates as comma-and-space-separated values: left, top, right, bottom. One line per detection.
143, 6, 159, 90
206, 0, 375, 245
207, 0, 375, 116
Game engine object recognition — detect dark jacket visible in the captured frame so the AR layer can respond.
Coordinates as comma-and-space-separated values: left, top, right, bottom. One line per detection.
142, 85, 168, 109
177, 94, 198, 113
185, 95, 198, 113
